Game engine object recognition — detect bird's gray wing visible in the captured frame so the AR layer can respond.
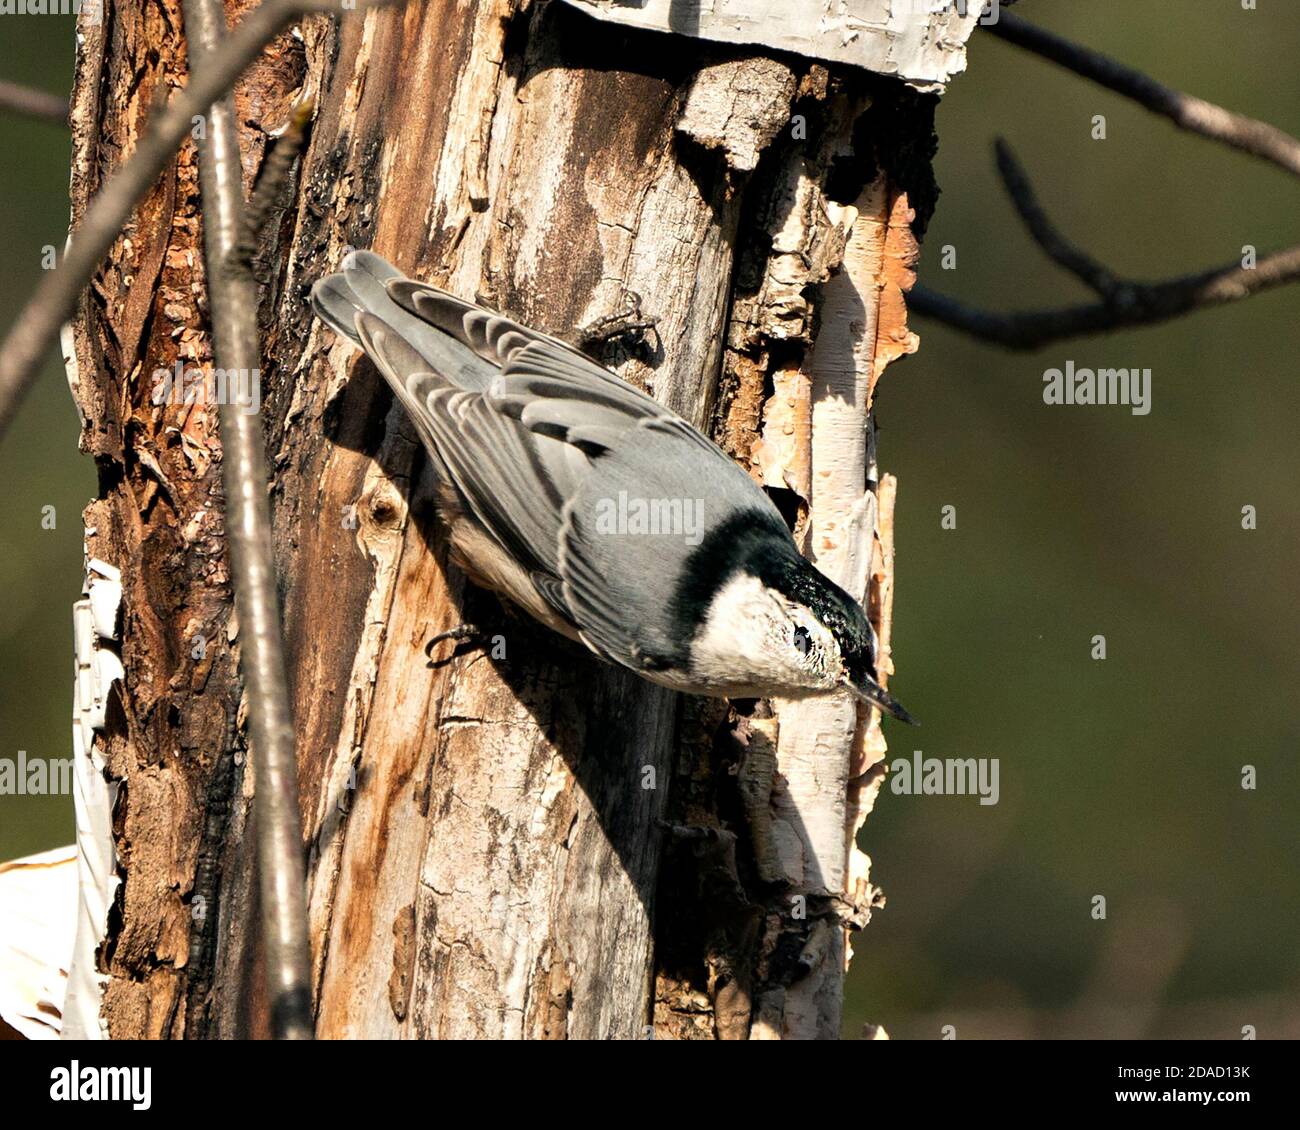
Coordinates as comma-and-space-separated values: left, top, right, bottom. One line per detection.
418, 338, 775, 667
355, 312, 573, 588
390, 278, 724, 452
319, 253, 783, 668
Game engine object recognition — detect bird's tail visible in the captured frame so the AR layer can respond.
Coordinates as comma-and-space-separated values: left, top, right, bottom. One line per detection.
310, 251, 496, 393
309, 250, 404, 349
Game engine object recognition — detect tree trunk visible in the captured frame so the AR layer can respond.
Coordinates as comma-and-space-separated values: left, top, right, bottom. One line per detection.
66, 0, 932, 1039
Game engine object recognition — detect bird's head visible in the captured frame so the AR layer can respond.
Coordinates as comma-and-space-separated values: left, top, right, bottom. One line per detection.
679, 515, 914, 722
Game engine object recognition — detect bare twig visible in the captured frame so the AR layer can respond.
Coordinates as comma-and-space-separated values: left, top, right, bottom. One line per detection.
238, 105, 314, 266
183, 0, 318, 1039
989, 11, 1300, 180
0, 79, 68, 125
910, 242, 1300, 349
0, 0, 397, 443
912, 13, 1300, 349
992, 138, 1125, 301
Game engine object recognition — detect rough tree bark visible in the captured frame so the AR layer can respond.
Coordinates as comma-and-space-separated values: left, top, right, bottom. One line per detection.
65, 0, 936, 1038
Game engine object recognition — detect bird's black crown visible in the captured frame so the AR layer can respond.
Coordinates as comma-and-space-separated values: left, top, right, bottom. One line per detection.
671, 507, 878, 678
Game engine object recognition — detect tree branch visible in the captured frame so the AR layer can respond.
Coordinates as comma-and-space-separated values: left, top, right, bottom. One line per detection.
0, 0, 397, 443
182, 0, 317, 1041
989, 10, 1300, 179
910, 241, 1300, 350
912, 12, 1300, 349
0, 79, 67, 125
992, 138, 1126, 301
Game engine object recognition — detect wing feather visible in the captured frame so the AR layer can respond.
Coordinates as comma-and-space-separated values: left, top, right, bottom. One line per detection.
316, 252, 783, 671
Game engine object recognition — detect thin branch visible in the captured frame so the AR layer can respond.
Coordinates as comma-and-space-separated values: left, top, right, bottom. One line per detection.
910, 242, 1300, 350
237, 102, 315, 270
992, 138, 1126, 301
0, 79, 68, 125
0, 0, 397, 443
182, 0, 317, 1041
912, 13, 1300, 349
989, 10, 1300, 180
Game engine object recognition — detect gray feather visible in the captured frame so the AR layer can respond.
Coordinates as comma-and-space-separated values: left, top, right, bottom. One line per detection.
312, 252, 785, 671
311, 252, 497, 393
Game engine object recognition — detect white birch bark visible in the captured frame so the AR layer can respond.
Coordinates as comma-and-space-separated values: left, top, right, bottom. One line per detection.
561, 0, 986, 90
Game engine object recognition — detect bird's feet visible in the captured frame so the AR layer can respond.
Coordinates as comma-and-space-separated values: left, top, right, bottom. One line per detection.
424, 622, 484, 665
575, 290, 659, 354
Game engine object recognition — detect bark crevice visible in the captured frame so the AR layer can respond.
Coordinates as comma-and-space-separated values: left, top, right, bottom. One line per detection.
68, 0, 926, 1039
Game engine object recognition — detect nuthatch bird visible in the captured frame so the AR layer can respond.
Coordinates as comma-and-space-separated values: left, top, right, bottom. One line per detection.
311, 252, 912, 722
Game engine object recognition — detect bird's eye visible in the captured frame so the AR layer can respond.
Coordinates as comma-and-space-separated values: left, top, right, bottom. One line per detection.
793, 625, 811, 656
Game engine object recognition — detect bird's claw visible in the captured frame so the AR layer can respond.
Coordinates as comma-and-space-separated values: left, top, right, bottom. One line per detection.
575, 290, 659, 353
424, 622, 483, 665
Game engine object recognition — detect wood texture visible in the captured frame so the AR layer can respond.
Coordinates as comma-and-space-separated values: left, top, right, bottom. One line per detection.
560, 0, 985, 90
65, 0, 930, 1038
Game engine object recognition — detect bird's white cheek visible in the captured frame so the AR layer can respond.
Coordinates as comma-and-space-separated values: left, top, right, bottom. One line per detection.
688, 574, 793, 691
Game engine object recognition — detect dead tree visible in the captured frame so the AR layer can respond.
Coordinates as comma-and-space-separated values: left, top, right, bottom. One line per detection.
60, 0, 972, 1038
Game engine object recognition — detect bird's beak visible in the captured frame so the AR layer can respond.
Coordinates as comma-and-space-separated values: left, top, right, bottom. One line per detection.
846, 674, 917, 725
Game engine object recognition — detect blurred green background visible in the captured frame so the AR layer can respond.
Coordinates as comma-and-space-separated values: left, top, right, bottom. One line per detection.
1, 3, 1295, 1039
0, 16, 94, 866
849, 2, 1300, 1039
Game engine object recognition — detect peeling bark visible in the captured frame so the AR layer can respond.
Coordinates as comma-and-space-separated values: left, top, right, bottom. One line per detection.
654, 80, 924, 1041
68, 0, 929, 1039
560, 0, 984, 91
